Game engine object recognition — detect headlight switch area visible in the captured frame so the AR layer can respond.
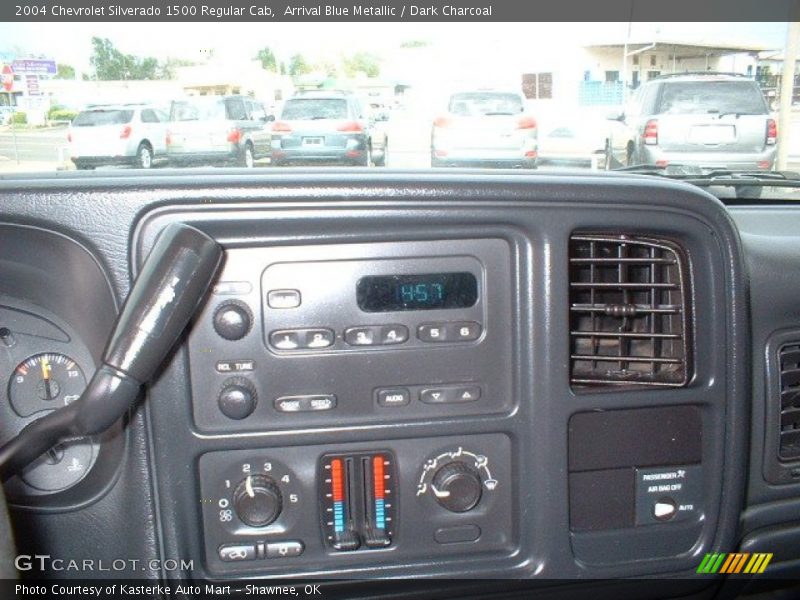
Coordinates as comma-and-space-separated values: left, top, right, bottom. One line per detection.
198, 434, 513, 575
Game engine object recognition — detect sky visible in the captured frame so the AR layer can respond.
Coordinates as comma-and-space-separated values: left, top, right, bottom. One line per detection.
0, 22, 790, 74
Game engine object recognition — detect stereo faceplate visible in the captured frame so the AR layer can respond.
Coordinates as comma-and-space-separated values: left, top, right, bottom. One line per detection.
187, 239, 514, 432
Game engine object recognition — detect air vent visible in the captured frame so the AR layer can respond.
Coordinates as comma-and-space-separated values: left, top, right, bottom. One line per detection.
778, 344, 800, 460
569, 234, 691, 388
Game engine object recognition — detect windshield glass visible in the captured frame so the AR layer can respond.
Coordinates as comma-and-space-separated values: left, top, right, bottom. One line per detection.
72, 109, 133, 127
0, 20, 796, 200
281, 98, 348, 120
656, 81, 768, 115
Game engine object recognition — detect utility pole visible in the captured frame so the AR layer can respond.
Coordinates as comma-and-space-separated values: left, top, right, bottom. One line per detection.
620, 1, 634, 103
777, 18, 800, 170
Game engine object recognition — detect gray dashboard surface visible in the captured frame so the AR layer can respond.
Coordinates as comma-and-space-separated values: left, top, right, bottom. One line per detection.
731, 207, 800, 533
0, 169, 780, 592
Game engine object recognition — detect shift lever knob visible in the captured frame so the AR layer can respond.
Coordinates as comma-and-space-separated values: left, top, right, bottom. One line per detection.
0, 223, 223, 479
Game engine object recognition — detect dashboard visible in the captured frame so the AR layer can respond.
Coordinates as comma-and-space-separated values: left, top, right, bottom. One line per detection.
0, 170, 798, 597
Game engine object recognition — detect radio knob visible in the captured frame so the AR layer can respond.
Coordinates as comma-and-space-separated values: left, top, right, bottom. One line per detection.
218, 377, 257, 420
233, 474, 282, 527
431, 461, 483, 513
213, 300, 252, 341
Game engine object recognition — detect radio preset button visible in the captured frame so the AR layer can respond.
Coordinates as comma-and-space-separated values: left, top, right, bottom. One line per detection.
377, 388, 411, 407
380, 325, 409, 345
344, 326, 378, 346
304, 328, 335, 349
417, 323, 448, 342
449, 321, 482, 341
267, 289, 301, 309
269, 330, 302, 350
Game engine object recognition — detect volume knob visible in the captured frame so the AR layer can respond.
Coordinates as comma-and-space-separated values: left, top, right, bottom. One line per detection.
218, 377, 257, 420
431, 461, 483, 513
213, 300, 253, 341
233, 474, 282, 527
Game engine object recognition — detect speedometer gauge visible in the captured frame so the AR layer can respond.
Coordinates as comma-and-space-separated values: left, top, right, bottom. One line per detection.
8, 353, 86, 417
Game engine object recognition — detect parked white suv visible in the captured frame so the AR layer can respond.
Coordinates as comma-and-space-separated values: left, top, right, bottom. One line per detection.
68, 104, 168, 170
611, 73, 777, 171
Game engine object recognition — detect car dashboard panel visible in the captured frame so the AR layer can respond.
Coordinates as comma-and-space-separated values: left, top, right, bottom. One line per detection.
0, 169, 794, 594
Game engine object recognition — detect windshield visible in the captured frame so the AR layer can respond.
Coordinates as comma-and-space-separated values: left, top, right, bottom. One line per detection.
656, 81, 768, 115
72, 109, 133, 127
0, 20, 796, 200
281, 98, 348, 120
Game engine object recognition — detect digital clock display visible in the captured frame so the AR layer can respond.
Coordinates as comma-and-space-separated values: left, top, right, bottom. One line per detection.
357, 272, 478, 312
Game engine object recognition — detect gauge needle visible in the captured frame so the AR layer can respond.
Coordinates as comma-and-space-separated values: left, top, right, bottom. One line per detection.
40, 356, 53, 400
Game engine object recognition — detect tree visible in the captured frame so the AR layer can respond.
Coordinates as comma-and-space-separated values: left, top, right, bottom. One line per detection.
288, 54, 311, 78
54, 63, 76, 79
343, 52, 381, 78
158, 57, 195, 80
89, 36, 160, 80
315, 59, 339, 78
256, 47, 278, 72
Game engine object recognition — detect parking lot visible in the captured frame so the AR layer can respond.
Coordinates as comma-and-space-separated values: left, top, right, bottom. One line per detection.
3, 106, 800, 172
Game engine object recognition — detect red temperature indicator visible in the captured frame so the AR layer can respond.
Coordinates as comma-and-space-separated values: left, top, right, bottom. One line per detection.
319, 451, 395, 551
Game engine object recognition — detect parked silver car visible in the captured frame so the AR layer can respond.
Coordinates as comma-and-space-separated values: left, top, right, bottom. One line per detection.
611, 73, 777, 171
166, 95, 272, 168
68, 104, 168, 170
430, 90, 538, 168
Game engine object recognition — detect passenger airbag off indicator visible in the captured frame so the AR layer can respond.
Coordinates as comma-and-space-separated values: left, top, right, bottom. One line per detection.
635, 465, 703, 526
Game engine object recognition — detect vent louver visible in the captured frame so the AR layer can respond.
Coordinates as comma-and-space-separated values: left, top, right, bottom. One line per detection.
569, 234, 691, 388
778, 344, 800, 460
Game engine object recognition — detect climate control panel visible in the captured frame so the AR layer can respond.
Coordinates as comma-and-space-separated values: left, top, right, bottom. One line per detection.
198, 434, 513, 575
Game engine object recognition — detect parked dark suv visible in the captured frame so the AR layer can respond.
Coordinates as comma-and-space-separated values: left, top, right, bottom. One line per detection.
611, 73, 777, 171
270, 90, 386, 166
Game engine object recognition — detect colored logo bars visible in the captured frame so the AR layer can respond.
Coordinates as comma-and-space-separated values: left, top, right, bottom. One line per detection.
697, 553, 773, 574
